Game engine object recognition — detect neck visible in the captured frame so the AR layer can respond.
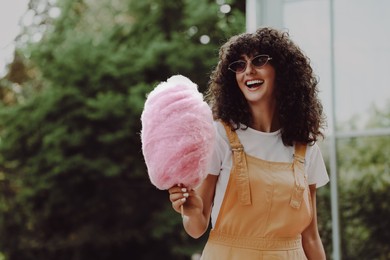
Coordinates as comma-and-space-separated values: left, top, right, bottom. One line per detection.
249, 101, 279, 132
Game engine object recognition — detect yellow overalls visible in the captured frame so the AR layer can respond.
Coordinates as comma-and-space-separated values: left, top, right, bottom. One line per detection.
201, 123, 313, 259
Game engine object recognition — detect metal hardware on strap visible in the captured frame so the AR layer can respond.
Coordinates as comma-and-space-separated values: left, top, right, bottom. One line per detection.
290, 143, 307, 209
231, 143, 244, 152
293, 154, 305, 164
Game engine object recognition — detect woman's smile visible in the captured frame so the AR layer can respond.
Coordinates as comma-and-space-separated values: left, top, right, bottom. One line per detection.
245, 79, 264, 89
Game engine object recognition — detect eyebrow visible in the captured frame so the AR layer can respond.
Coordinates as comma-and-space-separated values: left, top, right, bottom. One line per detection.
239, 53, 259, 60
238, 55, 250, 60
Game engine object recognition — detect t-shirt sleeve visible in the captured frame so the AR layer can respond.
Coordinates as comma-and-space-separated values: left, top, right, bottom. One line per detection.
307, 143, 329, 188
207, 121, 228, 176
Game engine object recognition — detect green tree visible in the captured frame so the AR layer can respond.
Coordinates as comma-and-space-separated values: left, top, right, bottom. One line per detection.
0, 0, 245, 259
315, 103, 390, 260
337, 104, 390, 260
313, 103, 390, 260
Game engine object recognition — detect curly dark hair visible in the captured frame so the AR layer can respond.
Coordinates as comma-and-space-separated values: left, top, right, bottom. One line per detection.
205, 27, 326, 146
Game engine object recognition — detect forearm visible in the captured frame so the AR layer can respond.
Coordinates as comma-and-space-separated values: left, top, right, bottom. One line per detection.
169, 175, 217, 239
302, 184, 326, 260
302, 235, 326, 260
182, 174, 217, 239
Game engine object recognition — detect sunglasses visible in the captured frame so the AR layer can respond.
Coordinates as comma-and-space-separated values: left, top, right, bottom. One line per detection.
228, 54, 272, 73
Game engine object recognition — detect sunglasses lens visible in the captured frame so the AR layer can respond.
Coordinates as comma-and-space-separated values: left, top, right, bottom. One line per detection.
229, 61, 246, 73
229, 55, 271, 73
252, 55, 269, 67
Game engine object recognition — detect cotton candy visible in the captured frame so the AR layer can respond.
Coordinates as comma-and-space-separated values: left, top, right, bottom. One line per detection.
140, 75, 215, 190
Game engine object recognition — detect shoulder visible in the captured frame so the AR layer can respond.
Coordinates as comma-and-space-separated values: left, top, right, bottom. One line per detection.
304, 142, 329, 187
213, 120, 231, 145
211, 120, 231, 160
304, 142, 323, 162
213, 120, 227, 136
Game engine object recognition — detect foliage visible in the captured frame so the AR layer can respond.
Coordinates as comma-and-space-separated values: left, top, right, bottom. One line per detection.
0, 0, 245, 259
337, 104, 390, 260
316, 103, 390, 260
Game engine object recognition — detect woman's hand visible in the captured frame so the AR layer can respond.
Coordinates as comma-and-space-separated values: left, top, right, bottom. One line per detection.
168, 184, 203, 217
168, 175, 218, 238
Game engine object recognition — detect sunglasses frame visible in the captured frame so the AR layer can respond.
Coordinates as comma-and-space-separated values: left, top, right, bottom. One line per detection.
228, 54, 273, 73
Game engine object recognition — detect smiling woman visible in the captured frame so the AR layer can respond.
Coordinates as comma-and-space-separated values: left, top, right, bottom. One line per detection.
168, 27, 329, 260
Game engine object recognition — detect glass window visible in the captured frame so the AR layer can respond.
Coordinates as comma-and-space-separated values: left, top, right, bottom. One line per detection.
284, 0, 390, 131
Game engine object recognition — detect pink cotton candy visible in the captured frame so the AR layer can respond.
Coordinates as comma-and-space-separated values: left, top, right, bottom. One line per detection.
140, 75, 215, 190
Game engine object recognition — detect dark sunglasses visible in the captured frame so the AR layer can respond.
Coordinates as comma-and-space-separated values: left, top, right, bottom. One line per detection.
228, 54, 272, 73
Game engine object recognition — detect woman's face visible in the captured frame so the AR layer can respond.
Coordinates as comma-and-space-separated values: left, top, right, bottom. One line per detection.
233, 54, 276, 106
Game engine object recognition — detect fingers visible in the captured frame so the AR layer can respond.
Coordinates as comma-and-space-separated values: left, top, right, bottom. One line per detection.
168, 185, 187, 196
171, 196, 186, 213
168, 184, 191, 213
169, 186, 189, 203
168, 185, 191, 198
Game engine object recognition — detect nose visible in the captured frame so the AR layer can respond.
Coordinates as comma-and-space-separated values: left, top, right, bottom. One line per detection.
245, 61, 256, 74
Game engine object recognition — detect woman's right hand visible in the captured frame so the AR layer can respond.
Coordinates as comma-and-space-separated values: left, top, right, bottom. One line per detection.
168, 184, 204, 217
168, 175, 218, 238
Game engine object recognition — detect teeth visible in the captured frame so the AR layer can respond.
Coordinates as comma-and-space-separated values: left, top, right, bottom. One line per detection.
246, 80, 264, 86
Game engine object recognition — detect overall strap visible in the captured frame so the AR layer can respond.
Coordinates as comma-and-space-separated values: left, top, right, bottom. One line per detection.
290, 143, 307, 209
221, 121, 252, 206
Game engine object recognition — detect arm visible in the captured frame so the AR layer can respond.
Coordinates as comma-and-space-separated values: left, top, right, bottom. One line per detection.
168, 174, 218, 238
302, 184, 327, 260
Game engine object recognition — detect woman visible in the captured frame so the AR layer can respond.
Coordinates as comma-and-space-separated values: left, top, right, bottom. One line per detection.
169, 27, 329, 259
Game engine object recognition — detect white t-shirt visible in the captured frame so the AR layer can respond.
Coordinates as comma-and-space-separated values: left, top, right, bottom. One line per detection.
207, 121, 329, 228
